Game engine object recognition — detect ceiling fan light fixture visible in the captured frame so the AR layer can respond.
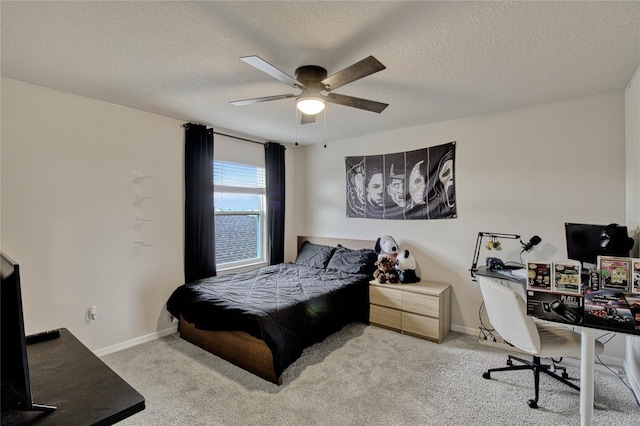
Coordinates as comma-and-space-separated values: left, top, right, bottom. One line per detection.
296, 96, 326, 115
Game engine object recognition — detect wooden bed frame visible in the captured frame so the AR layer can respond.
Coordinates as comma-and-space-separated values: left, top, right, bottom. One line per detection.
178, 235, 375, 385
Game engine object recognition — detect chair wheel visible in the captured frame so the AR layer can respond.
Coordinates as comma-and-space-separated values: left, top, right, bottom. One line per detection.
527, 399, 539, 409
562, 372, 569, 379
482, 372, 491, 379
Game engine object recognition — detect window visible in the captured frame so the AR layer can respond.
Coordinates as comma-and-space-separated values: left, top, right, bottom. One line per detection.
214, 161, 266, 269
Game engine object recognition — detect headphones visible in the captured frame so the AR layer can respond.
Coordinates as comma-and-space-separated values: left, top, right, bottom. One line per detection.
600, 223, 634, 251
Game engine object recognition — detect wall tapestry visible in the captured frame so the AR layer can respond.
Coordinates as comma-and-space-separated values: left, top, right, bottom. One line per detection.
346, 141, 456, 220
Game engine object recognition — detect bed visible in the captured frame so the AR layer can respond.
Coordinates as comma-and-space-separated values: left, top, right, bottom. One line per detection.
166, 236, 377, 385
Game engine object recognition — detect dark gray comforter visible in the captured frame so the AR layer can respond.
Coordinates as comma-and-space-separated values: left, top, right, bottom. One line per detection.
166, 263, 370, 377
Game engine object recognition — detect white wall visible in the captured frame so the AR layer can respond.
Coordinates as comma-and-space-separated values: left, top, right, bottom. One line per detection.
1, 78, 184, 350
295, 93, 628, 358
624, 64, 640, 399
0, 78, 298, 353
625, 66, 640, 253
0, 76, 628, 362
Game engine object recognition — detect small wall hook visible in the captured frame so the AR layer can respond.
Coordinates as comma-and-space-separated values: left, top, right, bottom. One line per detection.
132, 170, 152, 183
134, 191, 152, 200
134, 214, 153, 222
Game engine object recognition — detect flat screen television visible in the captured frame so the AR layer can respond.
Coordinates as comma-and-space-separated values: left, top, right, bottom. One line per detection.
565, 223, 633, 266
1, 251, 55, 412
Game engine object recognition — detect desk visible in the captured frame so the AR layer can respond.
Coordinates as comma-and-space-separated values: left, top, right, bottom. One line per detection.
1, 328, 145, 425
475, 268, 608, 426
473, 267, 527, 299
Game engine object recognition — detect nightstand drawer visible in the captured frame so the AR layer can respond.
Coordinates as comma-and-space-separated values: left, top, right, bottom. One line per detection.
369, 285, 401, 309
369, 280, 450, 344
402, 312, 440, 340
370, 305, 401, 330
402, 292, 439, 317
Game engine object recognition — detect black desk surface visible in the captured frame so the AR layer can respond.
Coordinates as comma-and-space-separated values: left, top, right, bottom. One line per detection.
1, 328, 144, 425
474, 266, 526, 284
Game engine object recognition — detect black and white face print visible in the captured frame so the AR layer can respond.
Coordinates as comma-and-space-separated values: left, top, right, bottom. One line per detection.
345, 156, 365, 217
346, 142, 456, 220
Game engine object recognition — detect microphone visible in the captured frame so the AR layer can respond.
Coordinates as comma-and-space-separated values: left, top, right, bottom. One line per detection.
521, 235, 541, 252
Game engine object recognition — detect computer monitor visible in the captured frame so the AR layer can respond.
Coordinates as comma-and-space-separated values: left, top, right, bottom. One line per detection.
1, 251, 55, 413
565, 223, 633, 266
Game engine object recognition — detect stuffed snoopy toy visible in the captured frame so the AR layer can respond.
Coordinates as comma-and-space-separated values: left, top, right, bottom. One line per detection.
396, 249, 420, 283
375, 235, 399, 260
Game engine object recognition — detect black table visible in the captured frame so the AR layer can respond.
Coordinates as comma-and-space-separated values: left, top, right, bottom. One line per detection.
474, 265, 526, 283
1, 328, 144, 425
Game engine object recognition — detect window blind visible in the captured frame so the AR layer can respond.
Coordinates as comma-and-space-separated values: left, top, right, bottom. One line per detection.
214, 161, 265, 193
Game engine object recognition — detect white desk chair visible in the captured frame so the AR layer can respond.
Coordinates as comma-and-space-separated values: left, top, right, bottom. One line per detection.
478, 276, 604, 408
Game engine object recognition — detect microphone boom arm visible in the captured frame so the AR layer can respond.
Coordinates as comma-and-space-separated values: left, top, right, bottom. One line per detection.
470, 232, 521, 279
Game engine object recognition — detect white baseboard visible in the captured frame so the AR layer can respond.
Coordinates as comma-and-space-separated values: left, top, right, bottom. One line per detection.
451, 324, 479, 336
94, 324, 178, 357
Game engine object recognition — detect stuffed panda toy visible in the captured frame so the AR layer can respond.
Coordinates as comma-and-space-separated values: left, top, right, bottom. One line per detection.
396, 249, 420, 283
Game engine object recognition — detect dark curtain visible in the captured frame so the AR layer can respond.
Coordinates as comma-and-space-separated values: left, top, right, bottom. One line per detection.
184, 123, 216, 282
265, 142, 286, 265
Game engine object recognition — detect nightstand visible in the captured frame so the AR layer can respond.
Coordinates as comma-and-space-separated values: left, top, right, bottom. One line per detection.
369, 280, 451, 343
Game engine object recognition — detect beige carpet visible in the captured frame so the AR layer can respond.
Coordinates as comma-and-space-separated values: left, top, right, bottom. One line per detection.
102, 323, 638, 425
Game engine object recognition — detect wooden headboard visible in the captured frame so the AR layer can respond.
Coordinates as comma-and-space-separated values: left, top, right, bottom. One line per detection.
296, 236, 376, 253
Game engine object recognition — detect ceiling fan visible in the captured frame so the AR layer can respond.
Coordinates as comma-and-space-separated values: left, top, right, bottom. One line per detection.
230, 55, 389, 124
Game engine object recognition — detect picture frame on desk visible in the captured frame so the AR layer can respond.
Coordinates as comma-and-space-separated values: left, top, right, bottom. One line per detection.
552, 261, 582, 295
597, 256, 631, 292
631, 259, 640, 295
526, 261, 552, 292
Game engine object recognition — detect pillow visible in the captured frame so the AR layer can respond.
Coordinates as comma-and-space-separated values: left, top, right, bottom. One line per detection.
326, 246, 378, 275
294, 241, 336, 268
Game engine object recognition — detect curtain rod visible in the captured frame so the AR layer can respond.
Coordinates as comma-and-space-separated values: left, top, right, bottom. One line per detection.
182, 123, 266, 146
213, 131, 266, 146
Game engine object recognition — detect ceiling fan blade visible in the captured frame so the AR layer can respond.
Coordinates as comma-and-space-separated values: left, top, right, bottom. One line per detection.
240, 56, 305, 89
321, 56, 386, 91
230, 94, 296, 106
300, 113, 316, 125
325, 93, 388, 113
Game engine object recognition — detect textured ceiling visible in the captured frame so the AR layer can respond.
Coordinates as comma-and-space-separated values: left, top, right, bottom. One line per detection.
2, 1, 639, 145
